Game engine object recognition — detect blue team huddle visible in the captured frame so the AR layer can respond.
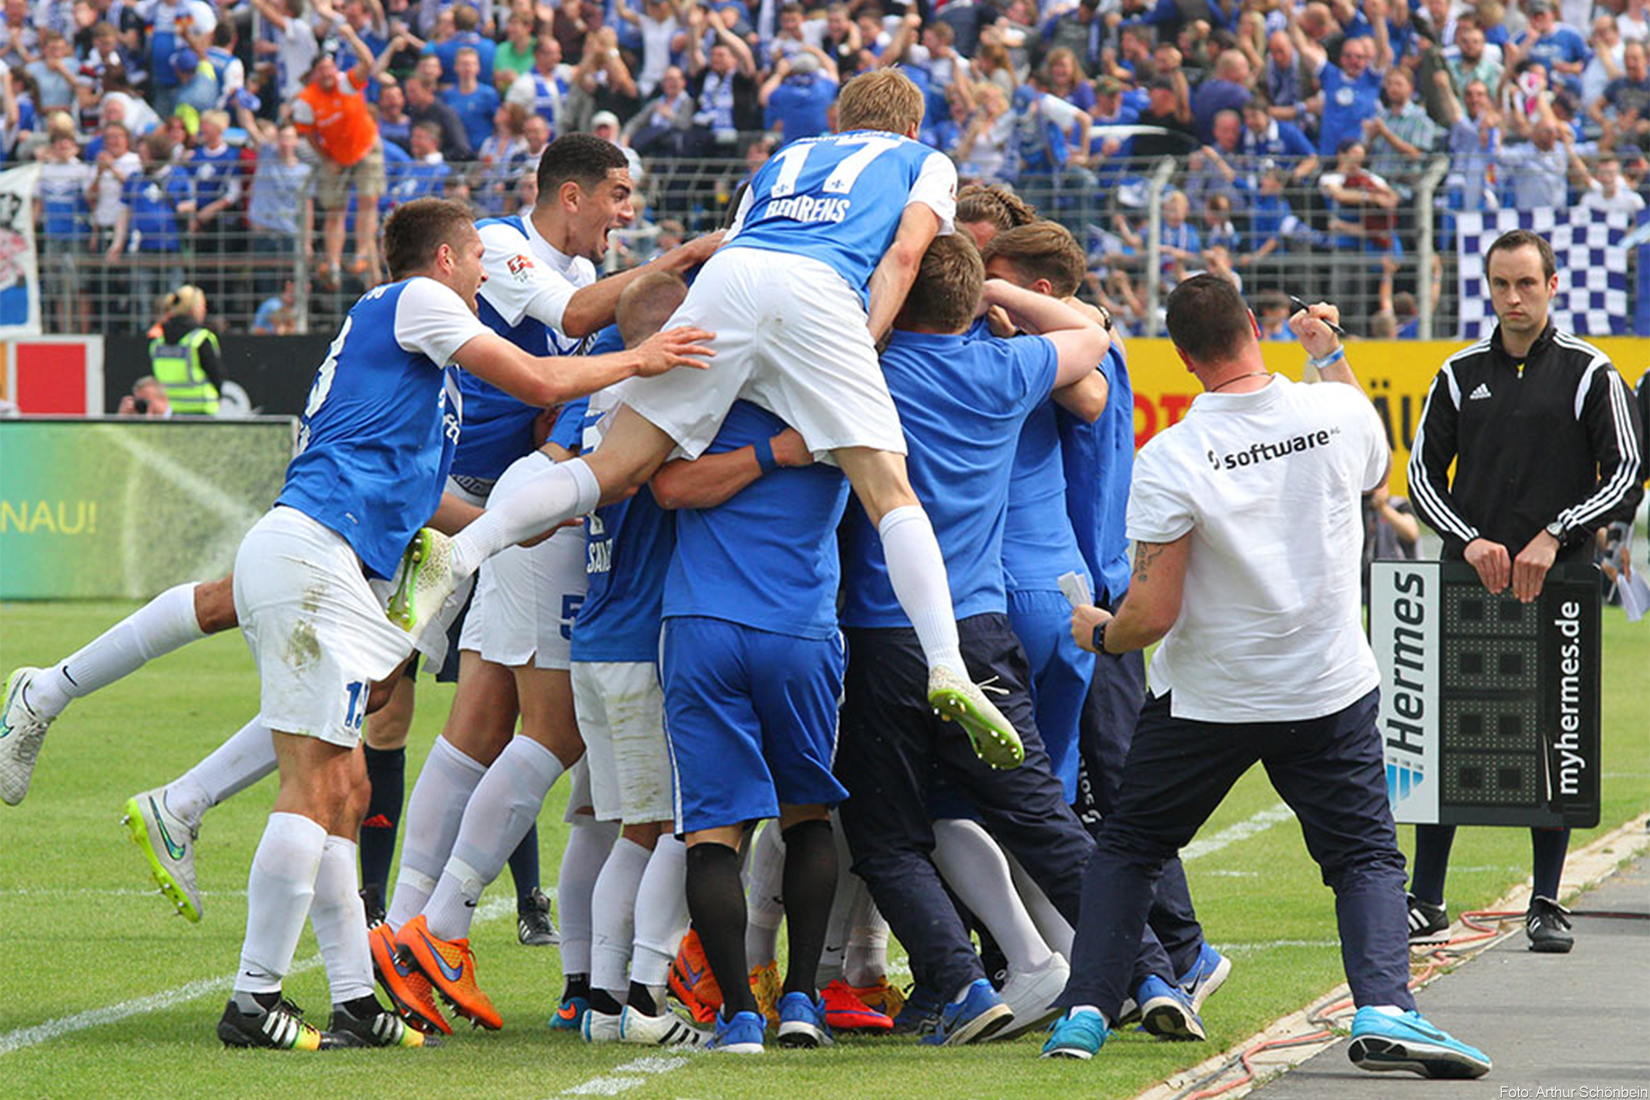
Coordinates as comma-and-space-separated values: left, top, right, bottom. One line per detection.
1, 64, 1510, 1080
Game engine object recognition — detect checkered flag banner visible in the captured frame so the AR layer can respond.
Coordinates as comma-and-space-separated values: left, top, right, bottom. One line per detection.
1456, 209, 1632, 339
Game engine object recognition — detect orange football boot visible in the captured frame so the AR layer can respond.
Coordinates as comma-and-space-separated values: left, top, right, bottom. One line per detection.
820, 979, 895, 1032
749, 960, 783, 1027
394, 915, 502, 1030
850, 976, 907, 1020
369, 923, 451, 1035
669, 928, 721, 1024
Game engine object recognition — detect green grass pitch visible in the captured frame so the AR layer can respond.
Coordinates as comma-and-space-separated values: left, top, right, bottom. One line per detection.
1, 600, 1645, 1100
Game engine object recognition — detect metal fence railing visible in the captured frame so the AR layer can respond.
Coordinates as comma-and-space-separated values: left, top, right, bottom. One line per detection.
30, 150, 1643, 340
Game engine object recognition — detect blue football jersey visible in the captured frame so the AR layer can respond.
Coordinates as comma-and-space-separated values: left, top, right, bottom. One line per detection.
664, 401, 850, 640
725, 129, 957, 304
1058, 343, 1135, 605
840, 330, 1057, 629
276, 278, 486, 578
451, 216, 590, 480
1002, 400, 1089, 593
571, 486, 675, 662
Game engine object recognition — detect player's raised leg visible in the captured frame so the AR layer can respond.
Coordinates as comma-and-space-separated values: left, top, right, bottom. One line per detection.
3, 576, 234, 805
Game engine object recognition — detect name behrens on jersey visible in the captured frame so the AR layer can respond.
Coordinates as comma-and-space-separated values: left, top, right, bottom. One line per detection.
764, 196, 852, 223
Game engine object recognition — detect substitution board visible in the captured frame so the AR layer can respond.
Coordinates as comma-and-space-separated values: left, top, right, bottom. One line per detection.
1369, 561, 1601, 828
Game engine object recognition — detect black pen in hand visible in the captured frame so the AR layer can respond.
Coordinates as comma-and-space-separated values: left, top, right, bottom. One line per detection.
1289, 295, 1348, 338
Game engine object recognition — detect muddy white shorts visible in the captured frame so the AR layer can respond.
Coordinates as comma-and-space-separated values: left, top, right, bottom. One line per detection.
571, 660, 674, 825
233, 506, 415, 747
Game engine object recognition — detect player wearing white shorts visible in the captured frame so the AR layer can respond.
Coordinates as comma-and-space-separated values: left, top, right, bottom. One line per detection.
571, 273, 710, 1048
414, 70, 1022, 771
214, 198, 711, 1052
385, 136, 719, 1034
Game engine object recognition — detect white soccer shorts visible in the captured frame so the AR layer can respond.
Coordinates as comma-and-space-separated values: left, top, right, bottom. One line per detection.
571, 660, 674, 825
458, 522, 587, 670
232, 506, 415, 748
618, 247, 908, 461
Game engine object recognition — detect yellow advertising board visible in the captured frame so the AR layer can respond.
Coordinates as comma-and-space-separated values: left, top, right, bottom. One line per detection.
1125, 337, 1650, 497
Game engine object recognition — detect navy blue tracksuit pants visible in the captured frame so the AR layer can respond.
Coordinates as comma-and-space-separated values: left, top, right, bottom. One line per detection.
1078, 648, 1207, 978
1060, 688, 1415, 1019
837, 613, 1174, 1001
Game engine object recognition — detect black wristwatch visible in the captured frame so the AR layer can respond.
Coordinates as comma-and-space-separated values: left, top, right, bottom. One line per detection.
1545, 520, 1566, 544
1091, 619, 1110, 656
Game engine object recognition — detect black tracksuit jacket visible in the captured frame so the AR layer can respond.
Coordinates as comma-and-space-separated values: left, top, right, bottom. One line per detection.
1407, 322, 1644, 562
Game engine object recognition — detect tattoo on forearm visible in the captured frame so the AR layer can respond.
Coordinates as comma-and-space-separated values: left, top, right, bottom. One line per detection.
1133, 541, 1167, 584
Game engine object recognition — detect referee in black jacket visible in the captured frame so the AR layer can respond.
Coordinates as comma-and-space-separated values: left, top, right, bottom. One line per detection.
1405, 229, 1643, 955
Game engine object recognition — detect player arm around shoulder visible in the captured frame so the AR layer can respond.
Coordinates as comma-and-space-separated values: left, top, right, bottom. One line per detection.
455, 323, 716, 408
652, 427, 812, 510
981, 277, 1111, 387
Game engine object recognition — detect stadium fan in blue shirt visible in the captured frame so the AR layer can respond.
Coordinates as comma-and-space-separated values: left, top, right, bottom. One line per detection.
1238, 95, 1317, 176
140, 0, 216, 115
425, 5, 496, 85
834, 235, 1189, 1047
442, 48, 501, 153
216, 196, 709, 1055
1514, 0, 1591, 97
760, 52, 838, 143
388, 122, 452, 203
651, 392, 851, 1052
188, 109, 244, 308
443, 71, 1029, 793
1292, 7, 1391, 157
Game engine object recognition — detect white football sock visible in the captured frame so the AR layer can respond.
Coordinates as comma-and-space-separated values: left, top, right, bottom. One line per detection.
631, 835, 688, 987
815, 822, 860, 988
310, 836, 374, 1003
165, 715, 277, 828
28, 583, 205, 720
876, 506, 966, 676
744, 822, 786, 965
387, 734, 486, 930
558, 815, 619, 975
844, 876, 890, 987
590, 837, 651, 994
236, 812, 326, 995
932, 818, 1054, 976
1005, 848, 1075, 959
449, 454, 600, 578
424, 736, 566, 940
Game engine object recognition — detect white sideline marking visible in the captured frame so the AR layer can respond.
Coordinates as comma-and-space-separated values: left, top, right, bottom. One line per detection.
547, 1055, 690, 1100
0, 896, 516, 1056
1181, 803, 1295, 862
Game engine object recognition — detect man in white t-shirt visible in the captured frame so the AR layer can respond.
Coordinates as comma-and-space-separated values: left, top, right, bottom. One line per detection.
1040, 274, 1492, 1081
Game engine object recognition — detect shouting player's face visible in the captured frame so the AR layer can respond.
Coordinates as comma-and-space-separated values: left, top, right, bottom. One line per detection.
446, 227, 489, 312
573, 167, 637, 263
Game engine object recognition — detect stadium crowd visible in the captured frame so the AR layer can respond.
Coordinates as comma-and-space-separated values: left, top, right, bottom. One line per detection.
12, 0, 1650, 335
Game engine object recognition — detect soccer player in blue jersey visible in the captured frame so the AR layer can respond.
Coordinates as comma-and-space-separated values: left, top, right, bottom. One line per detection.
832, 234, 1196, 1048
570, 272, 736, 1049
979, 223, 1229, 1015
429, 70, 1023, 766
215, 197, 713, 1052
385, 137, 723, 1032
979, 222, 1104, 808
649, 394, 853, 1054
